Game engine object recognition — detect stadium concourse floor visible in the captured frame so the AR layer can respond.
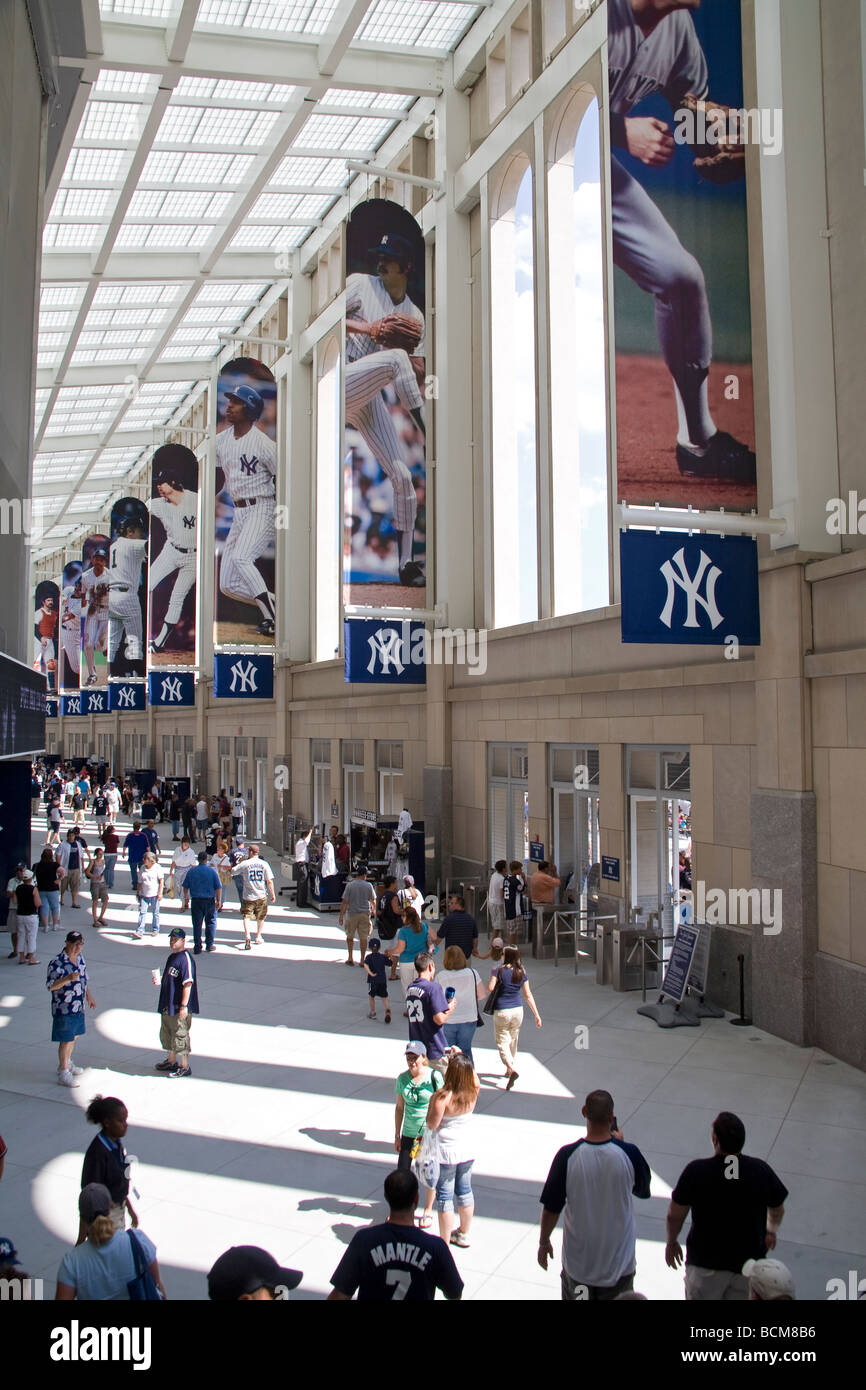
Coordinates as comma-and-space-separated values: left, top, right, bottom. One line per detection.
1, 811, 864, 1301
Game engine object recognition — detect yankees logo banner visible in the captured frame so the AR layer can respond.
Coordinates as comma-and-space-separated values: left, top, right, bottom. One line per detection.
214, 357, 277, 649
46, 696, 58, 719
213, 652, 274, 700
61, 693, 84, 717
148, 443, 199, 669
108, 497, 148, 682
344, 618, 427, 685
619, 531, 759, 645
34, 579, 60, 696
147, 670, 195, 706
79, 533, 111, 692
108, 681, 146, 712
84, 689, 108, 715
59, 560, 82, 694
344, 200, 428, 612
609, 0, 758, 514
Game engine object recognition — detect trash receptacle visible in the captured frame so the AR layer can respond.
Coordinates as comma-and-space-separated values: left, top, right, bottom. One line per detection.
612, 928, 661, 992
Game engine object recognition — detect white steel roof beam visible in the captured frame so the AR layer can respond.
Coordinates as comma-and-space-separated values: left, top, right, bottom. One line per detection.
317, 1, 371, 79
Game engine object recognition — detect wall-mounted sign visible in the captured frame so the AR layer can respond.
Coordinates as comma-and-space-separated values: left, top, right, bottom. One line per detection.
529, 842, 545, 863
601, 855, 621, 882
620, 532, 760, 646
213, 652, 274, 700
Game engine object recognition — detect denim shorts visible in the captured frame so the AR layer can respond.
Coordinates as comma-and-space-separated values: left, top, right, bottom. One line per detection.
52, 1011, 86, 1043
435, 1159, 474, 1212
39, 890, 61, 919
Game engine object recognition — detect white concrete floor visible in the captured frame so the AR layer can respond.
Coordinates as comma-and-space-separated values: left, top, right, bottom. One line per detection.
1, 810, 864, 1301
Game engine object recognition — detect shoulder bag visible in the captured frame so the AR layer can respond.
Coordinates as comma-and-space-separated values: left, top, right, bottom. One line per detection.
126, 1230, 162, 1301
482, 967, 503, 1016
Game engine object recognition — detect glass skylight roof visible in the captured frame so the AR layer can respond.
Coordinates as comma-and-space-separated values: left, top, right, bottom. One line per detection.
40, 2, 487, 556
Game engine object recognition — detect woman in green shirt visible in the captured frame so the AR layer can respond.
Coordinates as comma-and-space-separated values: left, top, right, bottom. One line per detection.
394, 1045, 442, 1228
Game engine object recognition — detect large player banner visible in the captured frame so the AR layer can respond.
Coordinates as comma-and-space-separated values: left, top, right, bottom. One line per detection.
214, 357, 277, 648
107, 498, 148, 682
79, 534, 110, 691
343, 199, 427, 611
609, 0, 757, 511
34, 581, 60, 695
59, 562, 82, 693
147, 444, 199, 666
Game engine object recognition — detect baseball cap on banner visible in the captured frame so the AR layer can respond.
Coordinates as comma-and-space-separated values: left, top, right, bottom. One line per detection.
226, 384, 263, 416
368, 232, 413, 264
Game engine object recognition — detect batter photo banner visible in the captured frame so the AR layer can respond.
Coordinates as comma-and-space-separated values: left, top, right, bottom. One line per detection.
79, 533, 111, 690
343, 199, 427, 608
108, 497, 148, 682
59, 561, 82, 694
34, 580, 60, 696
608, 0, 757, 512
147, 443, 199, 667
214, 357, 277, 648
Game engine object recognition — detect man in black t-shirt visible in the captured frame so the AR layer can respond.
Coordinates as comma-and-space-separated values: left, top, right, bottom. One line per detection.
328, 1170, 463, 1301
376, 876, 403, 979
665, 1111, 788, 1300
430, 894, 479, 960
154, 929, 199, 1078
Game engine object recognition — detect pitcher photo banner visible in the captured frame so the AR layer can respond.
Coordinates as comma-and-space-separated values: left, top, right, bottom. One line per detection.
343, 198, 428, 612
213, 357, 277, 649
79, 534, 111, 691
147, 443, 199, 667
59, 562, 82, 694
608, 0, 758, 513
107, 498, 148, 682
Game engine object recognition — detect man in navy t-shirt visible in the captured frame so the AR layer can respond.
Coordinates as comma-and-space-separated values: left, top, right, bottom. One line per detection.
329, 1170, 463, 1302
183, 852, 223, 954
154, 928, 199, 1078
122, 822, 150, 891
405, 952, 454, 1066
430, 894, 479, 960
539, 1089, 651, 1300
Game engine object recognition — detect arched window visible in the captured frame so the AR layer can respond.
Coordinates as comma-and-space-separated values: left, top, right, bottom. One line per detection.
548, 89, 609, 616
490, 157, 538, 628
315, 335, 341, 662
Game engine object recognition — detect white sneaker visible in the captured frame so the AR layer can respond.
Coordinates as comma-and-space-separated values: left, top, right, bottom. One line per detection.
58, 1063, 84, 1076
57, 1070, 80, 1088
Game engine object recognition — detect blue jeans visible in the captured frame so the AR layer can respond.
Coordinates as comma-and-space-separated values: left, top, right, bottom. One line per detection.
443, 1021, 478, 1063
103, 854, 117, 888
129, 860, 143, 891
171, 819, 180, 838
435, 1160, 474, 1213
136, 895, 160, 935
233, 875, 244, 904
190, 897, 217, 951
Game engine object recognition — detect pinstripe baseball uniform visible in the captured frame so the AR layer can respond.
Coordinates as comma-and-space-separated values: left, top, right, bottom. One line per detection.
148, 490, 197, 622
60, 587, 82, 678
215, 423, 276, 603
107, 537, 146, 662
81, 566, 110, 653
345, 272, 425, 534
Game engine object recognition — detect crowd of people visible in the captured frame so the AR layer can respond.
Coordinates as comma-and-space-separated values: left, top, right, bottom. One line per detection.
0, 758, 802, 1301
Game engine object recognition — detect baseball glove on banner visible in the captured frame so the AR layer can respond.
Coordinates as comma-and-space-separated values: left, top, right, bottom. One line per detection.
368, 314, 423, 351
681, 93, 746, 185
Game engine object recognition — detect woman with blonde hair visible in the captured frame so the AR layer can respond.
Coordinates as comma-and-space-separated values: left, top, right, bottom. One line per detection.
388, 905, 432, 1001
437, 945, 485, 1064
425, 1052, 480, 1248
56, 1183, 165, 1300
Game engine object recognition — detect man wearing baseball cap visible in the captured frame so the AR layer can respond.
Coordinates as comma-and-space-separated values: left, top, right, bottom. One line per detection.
742, 1257, 795, 1300
152, 928, 198, 1078
208, 1246, 302, 1300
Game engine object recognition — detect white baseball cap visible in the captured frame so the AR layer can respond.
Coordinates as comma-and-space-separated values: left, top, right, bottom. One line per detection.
742, 1258, 795, 1300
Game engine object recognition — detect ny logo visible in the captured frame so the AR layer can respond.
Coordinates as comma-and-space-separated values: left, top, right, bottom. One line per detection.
659, 548, 723, 630
183, 515, 195, 529
229, 660, 258, 694
160, 676, 183, 702
88, 693, 104, 711
239, 455, 258, 476
67, 697, 80, 715
116, 686, 136, 708
366, 628, 405, 676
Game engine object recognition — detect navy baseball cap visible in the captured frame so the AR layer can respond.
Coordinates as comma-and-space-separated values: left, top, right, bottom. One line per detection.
0, 1236, 20, 1265
93, 547, 108, 558
368, 232, 414, 264
225, 384, 263, 413
208, 1246, 302, 1299
169, 927, 186, 939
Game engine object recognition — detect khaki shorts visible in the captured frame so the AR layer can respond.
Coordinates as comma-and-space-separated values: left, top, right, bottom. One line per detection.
160, 1010, 191, 1056
685, 1266, 749, 1301
90, 882, 109, 901
345, 912, 371, 945
241, 897, 268, 922
62, 869, 81, 895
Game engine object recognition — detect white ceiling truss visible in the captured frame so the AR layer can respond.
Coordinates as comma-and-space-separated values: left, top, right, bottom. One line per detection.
34, 0, 494, 561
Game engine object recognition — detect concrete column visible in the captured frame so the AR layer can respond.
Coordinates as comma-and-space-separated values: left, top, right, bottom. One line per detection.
286, 255, 312, 663
423, 659, 452, 887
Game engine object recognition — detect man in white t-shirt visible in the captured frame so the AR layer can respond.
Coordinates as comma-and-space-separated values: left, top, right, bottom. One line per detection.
488, 860, 507, 936
195, 797, 209, 841
135, 852, 165, 940
235, 845, 275, 950
539, 1089, 652, 1300
105, 784, 121, 823
294, 826, 313, 908
231, 794, 246, 837
170, 837, 198, 910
